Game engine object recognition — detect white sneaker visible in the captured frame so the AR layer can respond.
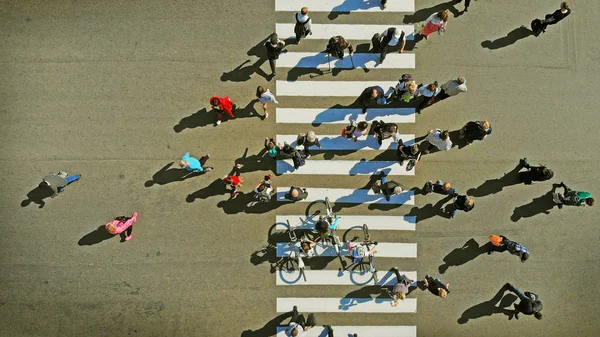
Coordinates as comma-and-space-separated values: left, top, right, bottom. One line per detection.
265, 112, 269, 119
216, 120, 221, 125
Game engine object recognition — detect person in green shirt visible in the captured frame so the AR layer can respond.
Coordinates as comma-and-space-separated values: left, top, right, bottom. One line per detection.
557, 182, 594, 208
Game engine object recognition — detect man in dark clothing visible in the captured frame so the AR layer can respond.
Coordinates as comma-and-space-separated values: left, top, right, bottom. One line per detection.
294, 7, 312, 43
424, 180, 455, 195
372, 120, 398, 145
297, 131, 322, 157
285, 306, 319, 336
489, 235, 530, 262
424, 274, 450, 298
518, 158, 554, 184
265, 33, 286, 77
397, 141, 421, 166
372, 171, 404, 201
450, 194, 474, 218
461, 120, 492, 145
285, 186, 308, 202
454, 0, 471, 13
357, 86, 385, 114
326, 35, 354, 60
506, 283, 543, 320
371, 27, 406, 63
543, 2, 571, 25
39, 171, 81, 198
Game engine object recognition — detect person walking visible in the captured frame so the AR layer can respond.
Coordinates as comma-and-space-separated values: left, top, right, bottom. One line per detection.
256, 86, 278, 119
210, 96, 237, 126
265, 33, 286, 78
358, 86, 385, 114
418, 11, 449, 40
284, 306, 318, 337
397, 141, 421, 169
389, 74, 417, 103
105, 212, 138, 242
517, 158, 554, 184
285, 186, 308, 202
372, 120, 398, 145
326, 35, 354, 60
450, 194, 474, 218
391, 267, 416, 306
222, 164, 244, 199
297, 131, 322, 158
264, 137, 282, 160
543, 2, 571, 26
294, 7, 312, 44
424, 180, 455, 195
39, 171, 81, 199
556, 182, 594, 208
423, 129, 452, 153
437, 77, 467, 101
454, 0, 471, 13
180, 153, 213, 173
254, 174, 274, 203
424, 274, 450, 298
489, 235, 530, 262
371, 27, 406, 63
342, 120, 369, 142
416, 82, 440, 113
505, 283, 543, 320
460, 120, 492, 145
372, 171, 405, 201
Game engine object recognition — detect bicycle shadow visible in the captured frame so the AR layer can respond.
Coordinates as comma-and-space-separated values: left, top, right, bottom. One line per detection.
458, 284, 517, 324
438, 238, 494, 274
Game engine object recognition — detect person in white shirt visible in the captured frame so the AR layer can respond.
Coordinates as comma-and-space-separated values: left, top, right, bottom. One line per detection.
424, 129, 452, 153
419, 11, 449, 40
256, 86, 278, 119
285, 306, 317, 337
294, 7, 312, 44
437, 77, 467, 101
372, 27, 406, 63
416, 82, 440, 113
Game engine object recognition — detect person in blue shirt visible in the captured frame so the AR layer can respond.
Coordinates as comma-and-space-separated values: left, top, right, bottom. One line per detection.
314, 216, 339, 236
180, 153, 212, 173
489, 235, 530, 262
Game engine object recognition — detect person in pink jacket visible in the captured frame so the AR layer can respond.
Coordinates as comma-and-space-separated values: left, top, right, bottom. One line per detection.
105, 212, 138, 242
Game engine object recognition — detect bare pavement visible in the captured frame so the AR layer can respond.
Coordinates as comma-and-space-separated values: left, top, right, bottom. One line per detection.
1, 0, 599, 336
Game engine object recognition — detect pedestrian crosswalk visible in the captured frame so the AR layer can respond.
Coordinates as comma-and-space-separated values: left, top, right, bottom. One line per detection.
277, 52, 415, 69
276, 108, 416, 124
276, 23, 415, 40
272, 1, 419, 334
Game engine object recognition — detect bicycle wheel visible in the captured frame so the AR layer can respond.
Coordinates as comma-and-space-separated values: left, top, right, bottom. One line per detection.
363, 224, 370, 241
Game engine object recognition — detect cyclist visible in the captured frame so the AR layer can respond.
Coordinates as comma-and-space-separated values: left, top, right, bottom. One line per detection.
314, 215, 339, 236
299, 239, 317, 258
347, 241, 377, 265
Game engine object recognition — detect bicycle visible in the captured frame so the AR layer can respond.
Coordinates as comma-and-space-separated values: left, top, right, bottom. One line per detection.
273, 220, 310, 282
319, 197, 345, 268
344, 224, 379, 284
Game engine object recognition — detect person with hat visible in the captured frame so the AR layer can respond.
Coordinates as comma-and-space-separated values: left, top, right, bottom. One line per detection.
265, 33, 286, 78
297, 131, 322, 158
357, 86, 385, 114
488, 235, 530, 262
293, 7, 312, 44
39, 171, 81, 199
210, 96, 236, 126
285, 186, 308, 202
437, 77, 467, 101
371, 27, 406, 63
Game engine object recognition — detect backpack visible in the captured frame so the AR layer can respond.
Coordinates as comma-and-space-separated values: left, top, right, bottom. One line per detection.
292, 152, 305, 168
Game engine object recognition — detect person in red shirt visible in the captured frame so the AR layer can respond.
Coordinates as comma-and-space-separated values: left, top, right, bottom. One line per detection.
222, 164, 244, 199
210, 96, 237, 126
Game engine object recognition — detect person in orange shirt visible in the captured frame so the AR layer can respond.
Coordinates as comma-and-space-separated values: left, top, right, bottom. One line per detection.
222, 164, 244, 199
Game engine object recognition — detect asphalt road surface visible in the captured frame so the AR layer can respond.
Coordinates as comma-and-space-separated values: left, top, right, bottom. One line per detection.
1, 0, 599, 336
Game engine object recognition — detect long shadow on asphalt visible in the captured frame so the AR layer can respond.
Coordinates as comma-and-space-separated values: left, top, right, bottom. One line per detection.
467, 162, 524, 197
240, 311, 293, 337
144, 162, 206, 187
405, 193, 454, 221
186, 178, 230, 203
481, 26, 534, 50
438, 238, 494, 274
173, 100, 261, 132
402, 0, 461, 24
235, 148, 276, 174
458, 284, 517, 324
21, 186, 53, 208
221, 36, 271, 83
78, 225, 115, 246
510, 189, 557, 222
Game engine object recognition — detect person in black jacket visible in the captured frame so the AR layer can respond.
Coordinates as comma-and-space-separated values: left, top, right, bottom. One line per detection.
506, 283, 543, 320
265, 33, 286, 77
294, 7, 313, 43
371, 27, 406, 63
326, 35, 354, 60
543, 2, 571, 25
517, 158, 554, 184
450, 194, 474, 218
372, 171, 405, 201
372, 120, 398, 145
357, 86, 385, 114
460, 120, 492, 145
285, 186, 308, 202
424, 274, 450, 298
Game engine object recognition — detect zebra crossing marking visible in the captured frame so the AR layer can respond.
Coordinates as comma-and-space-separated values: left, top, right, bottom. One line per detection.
277, 297, 417, 313
277, 52, 415, 69
277, 160, 414, 175
276, 108, 415, 124
275, 215, 416, 231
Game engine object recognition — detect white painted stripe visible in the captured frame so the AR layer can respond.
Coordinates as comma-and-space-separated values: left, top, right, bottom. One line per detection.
277, 160, 414, 176
276, 108, 415, 124
277, 326, 417, 337
276, 23, 415, 40
275, 215, 416, 231
277, 297, 417, 313
275, 0, 415, 12
277, 52, 415, 69
277, 80, 397, 96
277, 270, 417, 286
277, 242, 417, 258
276, 134, 414, 151
277, 187, 415, 205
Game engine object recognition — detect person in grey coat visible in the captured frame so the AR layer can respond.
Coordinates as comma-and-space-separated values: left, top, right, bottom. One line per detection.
297, 131, 322, 158
436, 77, 467, 101
285, 186, 308, 201
39, 171, 81, 198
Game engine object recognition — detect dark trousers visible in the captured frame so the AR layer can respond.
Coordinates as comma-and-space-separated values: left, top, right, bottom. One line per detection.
416, 95, 434, 112
291, 311, 316, 329
454, 0, 471, 8
268, 58, 276, 74
436, 90, 450, 101
119, 225, 133, 240
394, 269, 411, 284
381, 0, 387, 4
507, 284, 528, 302
199, 155, 209, 166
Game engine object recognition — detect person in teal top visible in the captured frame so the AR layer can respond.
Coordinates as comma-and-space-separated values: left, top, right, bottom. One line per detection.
180, 153, 212, 173
558, 182, 594, 207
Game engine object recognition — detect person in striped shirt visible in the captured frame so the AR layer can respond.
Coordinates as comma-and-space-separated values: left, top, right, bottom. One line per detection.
488, 235, 530, 262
